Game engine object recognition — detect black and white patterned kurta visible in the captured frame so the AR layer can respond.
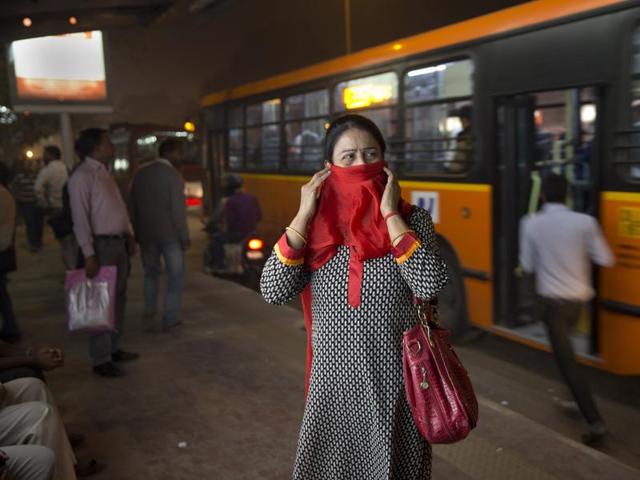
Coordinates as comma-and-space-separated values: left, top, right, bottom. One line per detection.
261, 207, 448, 480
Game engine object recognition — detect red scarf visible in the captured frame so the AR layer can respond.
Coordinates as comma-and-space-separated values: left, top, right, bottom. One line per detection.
305, 160, 413, 308
301, 160, 413, 396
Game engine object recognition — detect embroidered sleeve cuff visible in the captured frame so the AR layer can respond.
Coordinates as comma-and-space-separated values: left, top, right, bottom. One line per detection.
274, 234, 305, 266
392, 232, 421, 265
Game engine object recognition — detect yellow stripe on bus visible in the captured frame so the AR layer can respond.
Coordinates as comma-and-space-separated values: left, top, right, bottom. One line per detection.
602, 191, 640, 203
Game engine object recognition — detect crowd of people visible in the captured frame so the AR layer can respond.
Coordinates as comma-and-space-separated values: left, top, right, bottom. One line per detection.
0, 127, 195, 479
0, 114, 616, 479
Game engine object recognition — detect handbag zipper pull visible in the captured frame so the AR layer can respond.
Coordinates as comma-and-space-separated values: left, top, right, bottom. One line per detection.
420, 366, 429, 390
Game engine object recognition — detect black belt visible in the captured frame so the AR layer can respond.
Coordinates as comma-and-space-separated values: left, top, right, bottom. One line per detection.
94, 234, 128, 240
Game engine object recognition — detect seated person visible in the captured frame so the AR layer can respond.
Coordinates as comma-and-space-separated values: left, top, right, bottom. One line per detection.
1, 378, 76, 480
0, 342, 63, 384
0, 445, 55, 480
208, 175, 262, 271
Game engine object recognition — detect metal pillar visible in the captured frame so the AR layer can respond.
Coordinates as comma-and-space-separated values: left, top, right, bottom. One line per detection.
60, 112, 74, 168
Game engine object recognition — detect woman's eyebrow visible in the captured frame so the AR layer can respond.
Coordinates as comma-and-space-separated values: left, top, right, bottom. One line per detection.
339, 146, 378, 154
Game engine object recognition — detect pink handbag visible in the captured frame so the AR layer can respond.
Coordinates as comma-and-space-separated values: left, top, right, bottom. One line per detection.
402, 298, 478, 444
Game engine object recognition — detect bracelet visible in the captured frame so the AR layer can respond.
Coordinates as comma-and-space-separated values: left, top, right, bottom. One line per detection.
285, 226, 308, 245
384, 211, 399, 222
391, 229, 414, 245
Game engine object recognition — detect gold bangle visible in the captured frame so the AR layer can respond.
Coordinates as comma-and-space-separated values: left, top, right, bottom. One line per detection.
285, 226, 307, 245
391, 229, 414, 245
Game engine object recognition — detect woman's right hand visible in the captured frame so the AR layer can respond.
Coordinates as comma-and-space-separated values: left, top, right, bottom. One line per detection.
297, 167, 331, 222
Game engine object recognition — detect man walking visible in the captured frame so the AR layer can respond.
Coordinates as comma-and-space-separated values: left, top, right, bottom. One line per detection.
34, 146, 77, 270
67, 128, 139, 377
128, 139, 189, 332
520, 173, 614, 445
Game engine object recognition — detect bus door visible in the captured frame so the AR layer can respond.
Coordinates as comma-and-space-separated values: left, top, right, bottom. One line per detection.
495, 87, 601, 357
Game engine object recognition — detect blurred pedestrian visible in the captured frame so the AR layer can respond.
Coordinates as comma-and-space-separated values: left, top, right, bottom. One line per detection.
11, 160, 43, 252
128, 139, 189, 332
34, 146, 77, 269
67, 128, 139, 378
0, 164, 20, 344
261, 114, 448, 479
520, 173, 614, 446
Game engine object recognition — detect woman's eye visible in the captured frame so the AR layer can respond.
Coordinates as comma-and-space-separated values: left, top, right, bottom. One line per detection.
343, 153, 354, 162
365, 150, 378, 160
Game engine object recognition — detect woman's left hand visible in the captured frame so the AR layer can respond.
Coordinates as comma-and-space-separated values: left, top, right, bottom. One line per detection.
380, 167, 401, 216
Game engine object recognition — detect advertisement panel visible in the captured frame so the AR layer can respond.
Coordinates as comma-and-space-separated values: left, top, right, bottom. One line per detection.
9, 31, 108, 106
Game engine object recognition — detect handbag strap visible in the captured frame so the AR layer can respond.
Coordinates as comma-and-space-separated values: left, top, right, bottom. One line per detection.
412, 296, 440, 346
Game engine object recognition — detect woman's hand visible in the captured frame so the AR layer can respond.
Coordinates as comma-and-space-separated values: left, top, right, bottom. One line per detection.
296, 167, 331, 223
380, 167, 401, 216
285, 167, 331, 249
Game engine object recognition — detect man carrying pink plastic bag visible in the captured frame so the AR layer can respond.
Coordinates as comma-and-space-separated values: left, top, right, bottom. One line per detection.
67, 128, 139, 378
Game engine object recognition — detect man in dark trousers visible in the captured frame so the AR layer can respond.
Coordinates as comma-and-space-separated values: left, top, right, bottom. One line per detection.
128, 139, 190, 332
67, 128, 139, 377
520, 173, 614, 446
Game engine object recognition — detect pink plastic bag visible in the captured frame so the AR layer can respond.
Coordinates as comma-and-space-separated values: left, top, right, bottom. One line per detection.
64, 266, 117, 333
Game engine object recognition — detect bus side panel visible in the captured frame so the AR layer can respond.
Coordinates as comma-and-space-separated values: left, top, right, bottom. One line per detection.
399, 183, 493, 328
599, 192, 640, 374
243, 175, 310, 247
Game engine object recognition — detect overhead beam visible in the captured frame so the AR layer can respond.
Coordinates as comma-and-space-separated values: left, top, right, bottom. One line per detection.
0, 0, 174, 17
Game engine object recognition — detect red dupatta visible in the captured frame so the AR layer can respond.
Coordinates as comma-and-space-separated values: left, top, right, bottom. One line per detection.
301, 161, 413, 396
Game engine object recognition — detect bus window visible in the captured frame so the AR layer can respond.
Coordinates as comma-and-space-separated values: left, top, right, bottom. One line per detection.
334, 72, 398, 112
626, 26, 640, 182
334, 72, 399, 143
285, 89, 329, 171
227, 106, 244, 169
403, 59, 474, 175
244, 98, 281, 171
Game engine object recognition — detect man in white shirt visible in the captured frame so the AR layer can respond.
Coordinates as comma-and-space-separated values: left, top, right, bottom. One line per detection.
34, 146, 67, 212
34, 146, 77, 270
520, 173, 614, 446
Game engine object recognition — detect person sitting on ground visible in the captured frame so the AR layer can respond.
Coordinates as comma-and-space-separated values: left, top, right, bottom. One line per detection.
0, 341, 63, 383
208, 174, 262, 272
0, 445, 55, 480
0, 377, 104, 478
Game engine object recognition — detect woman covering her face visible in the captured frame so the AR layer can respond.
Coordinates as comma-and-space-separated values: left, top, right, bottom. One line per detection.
261, 114, 448, 479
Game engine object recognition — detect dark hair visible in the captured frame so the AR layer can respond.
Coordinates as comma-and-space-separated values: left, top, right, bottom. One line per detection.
44, 145, 61, 160
455, 105, 472, 122
222, 173, 243, 195
0, 162, 9, 186
158, 138, 181, 158
75, 128, 107, 160
542, 173, 568, 203
324, 114, 386, 162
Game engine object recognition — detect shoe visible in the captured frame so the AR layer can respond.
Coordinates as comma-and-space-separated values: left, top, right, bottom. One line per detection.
75, 459, 106, 477
69, 432, 87, 449
581, 422, 607, 446
93, 362, 123, 377
112, 349, 140, 362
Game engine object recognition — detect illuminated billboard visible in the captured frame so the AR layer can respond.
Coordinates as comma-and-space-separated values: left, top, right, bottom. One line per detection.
9, 31, 108, 105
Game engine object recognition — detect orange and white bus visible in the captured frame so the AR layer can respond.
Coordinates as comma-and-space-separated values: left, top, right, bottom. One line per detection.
200, 0, 640, 374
